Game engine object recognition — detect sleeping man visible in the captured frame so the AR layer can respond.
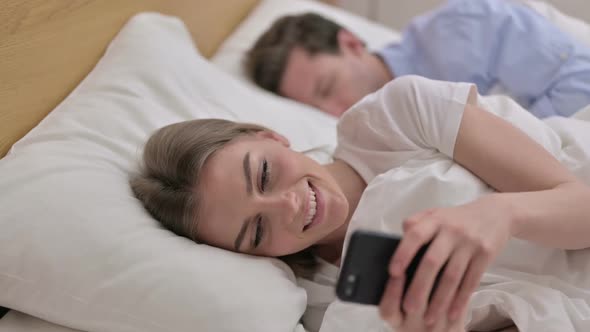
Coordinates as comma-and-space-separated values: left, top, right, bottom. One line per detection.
245, 0, 590, 118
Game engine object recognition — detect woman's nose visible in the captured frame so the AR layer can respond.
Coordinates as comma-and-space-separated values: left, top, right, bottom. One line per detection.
269, 190, 300, 225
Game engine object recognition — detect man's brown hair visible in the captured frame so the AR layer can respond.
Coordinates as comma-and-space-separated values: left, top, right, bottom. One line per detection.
245, 13, 343, 94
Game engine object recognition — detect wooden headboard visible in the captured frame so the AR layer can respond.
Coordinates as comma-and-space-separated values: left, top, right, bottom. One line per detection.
0, 0, 259, 158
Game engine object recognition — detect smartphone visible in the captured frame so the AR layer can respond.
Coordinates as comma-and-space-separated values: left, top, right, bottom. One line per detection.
336, 229, 440, 305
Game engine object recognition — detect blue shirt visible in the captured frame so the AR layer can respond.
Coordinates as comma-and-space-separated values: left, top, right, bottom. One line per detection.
378, 0, 590, 118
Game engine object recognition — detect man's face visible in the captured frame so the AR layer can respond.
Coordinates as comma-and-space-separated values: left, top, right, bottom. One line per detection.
278, 46, 383, 117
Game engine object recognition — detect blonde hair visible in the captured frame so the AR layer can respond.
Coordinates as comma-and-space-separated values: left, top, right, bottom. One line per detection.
130, 118, 317, 277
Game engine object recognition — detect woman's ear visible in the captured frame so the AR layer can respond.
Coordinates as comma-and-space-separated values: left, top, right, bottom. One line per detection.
337, 29, 365, 56
256, 130, 291, 147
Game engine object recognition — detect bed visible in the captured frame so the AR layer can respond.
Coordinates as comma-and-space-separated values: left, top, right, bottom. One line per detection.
1, 0, 590, 331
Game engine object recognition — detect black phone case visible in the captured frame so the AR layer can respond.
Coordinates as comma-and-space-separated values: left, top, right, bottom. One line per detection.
336, 230, 433, 305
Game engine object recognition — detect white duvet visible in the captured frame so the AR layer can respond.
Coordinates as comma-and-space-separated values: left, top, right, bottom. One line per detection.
317, 95, 590, 332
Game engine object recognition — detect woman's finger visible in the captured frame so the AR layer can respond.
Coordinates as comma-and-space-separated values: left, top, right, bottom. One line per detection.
379, 276, 406, 328
424, 245, 472, 325
402, 230, 453, 314
390, 211, 438, 278
448, 249, 491, 321
402, 208, 435, 233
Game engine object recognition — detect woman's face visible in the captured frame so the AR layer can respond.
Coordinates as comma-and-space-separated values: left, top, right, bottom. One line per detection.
196, 131, 349, 257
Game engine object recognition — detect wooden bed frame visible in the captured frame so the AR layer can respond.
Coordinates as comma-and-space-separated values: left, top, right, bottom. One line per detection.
0, 0, 259, 158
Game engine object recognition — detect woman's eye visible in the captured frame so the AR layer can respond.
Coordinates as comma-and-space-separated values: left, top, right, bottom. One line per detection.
254, 216, 264, 248
260, 159, 269, 192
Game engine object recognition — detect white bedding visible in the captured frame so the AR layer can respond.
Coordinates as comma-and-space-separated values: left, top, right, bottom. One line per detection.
0, 311, 314, 332
0, 311, 81, 332
0, 12, 313, 332
0, 311, 309, 332
2, 1, 590, 331
316, 86, 590, 331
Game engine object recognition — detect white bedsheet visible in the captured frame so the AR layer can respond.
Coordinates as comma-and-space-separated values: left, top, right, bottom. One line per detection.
0, 311, 81, 332
2, 1, 589, 331
317, 87, 590, 332
0, 310, 310, 332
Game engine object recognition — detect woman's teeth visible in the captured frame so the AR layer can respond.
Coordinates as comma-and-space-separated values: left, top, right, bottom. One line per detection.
304, 185, 317, 227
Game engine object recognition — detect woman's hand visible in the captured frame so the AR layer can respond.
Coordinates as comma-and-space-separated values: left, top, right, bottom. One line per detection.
378, 269, 467, 332
379, 276, 467, 332
379, 194, 514, 330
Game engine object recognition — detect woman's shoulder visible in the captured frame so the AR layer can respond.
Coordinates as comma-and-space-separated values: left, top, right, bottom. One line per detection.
339, 75, 473, 130
338, 75, 424, 124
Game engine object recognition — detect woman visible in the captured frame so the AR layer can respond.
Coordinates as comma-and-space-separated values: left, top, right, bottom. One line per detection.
131, 76, 590, 331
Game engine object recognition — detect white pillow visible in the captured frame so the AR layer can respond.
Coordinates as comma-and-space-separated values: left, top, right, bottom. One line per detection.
521, 0, 590, 47
0, 12, 340, 332
211, 0, 401, 79
0, 311, 81, 332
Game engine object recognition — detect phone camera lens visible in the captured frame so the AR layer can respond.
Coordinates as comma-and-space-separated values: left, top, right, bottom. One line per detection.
344, 274, 357, 298
344, 286, 354, 297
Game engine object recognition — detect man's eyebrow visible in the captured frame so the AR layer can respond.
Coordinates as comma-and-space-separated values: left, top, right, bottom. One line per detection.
234, 218, 250, 251
243, 151, 252, 195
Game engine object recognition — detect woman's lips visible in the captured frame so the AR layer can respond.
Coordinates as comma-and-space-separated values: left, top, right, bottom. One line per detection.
304, 181, 323, 231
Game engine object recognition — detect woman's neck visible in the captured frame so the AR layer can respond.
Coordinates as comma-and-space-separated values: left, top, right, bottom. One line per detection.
315, 159, 366, 265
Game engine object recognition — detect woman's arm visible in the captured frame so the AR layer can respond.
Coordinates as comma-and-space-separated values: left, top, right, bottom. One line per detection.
380, 102, 590, 330
455, 103, 590, 249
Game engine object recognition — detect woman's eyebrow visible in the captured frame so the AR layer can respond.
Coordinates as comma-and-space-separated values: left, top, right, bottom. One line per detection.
243, 151, 253, 195
235, 151, 254, 252
234, 217, 251, 252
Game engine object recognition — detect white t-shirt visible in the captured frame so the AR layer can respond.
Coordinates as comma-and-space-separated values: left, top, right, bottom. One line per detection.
303, 75, 590, 332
